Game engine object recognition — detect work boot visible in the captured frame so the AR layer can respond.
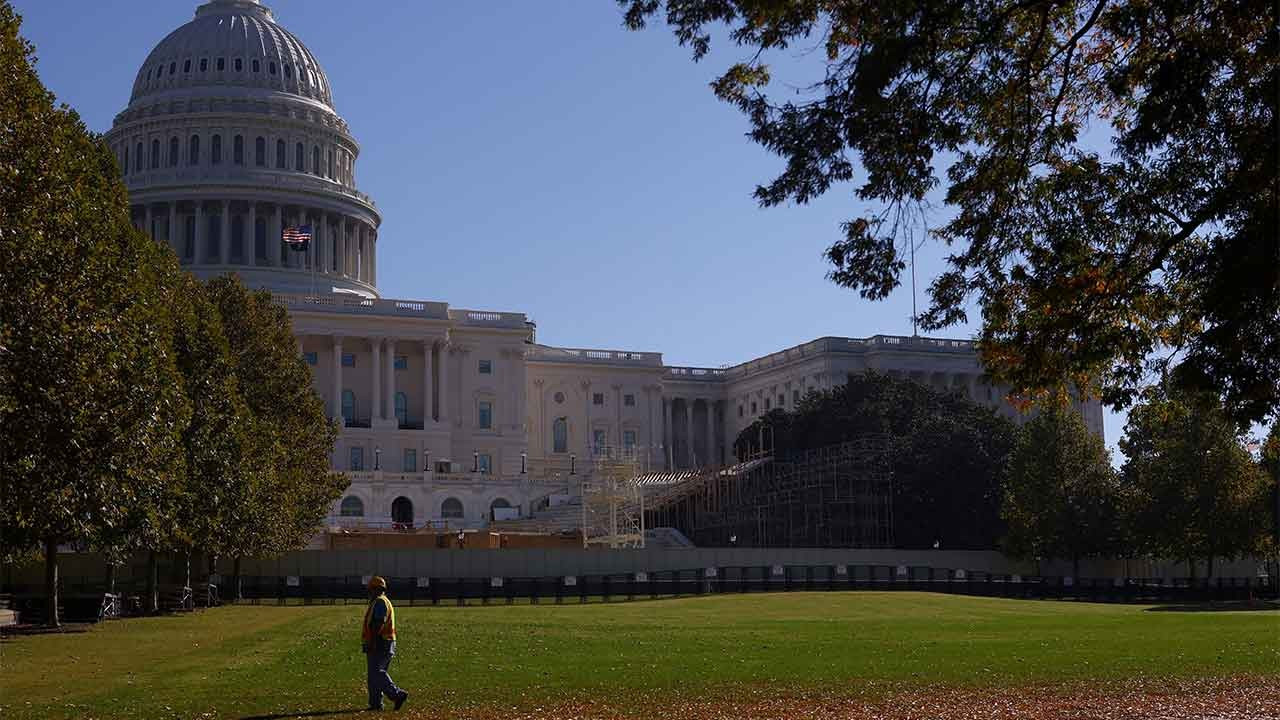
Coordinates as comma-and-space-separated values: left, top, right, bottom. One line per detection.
394, 691, 408, 711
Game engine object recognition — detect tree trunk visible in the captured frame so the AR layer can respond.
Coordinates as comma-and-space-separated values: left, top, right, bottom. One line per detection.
105, 563, 116, 596
44, 537, 59, 628
184, 551, 191, 590
146, 551, 159, 614
232, 557, 242, 602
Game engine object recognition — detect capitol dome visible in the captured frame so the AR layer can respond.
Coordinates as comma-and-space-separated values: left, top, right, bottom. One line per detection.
107, 0, 382, 298
129, 0, 333, 111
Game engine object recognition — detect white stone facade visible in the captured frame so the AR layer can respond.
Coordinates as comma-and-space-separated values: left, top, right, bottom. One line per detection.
115, 1, 1105, 532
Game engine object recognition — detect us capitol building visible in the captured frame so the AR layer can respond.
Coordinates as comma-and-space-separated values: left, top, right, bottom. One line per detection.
107, 0, 1103, 533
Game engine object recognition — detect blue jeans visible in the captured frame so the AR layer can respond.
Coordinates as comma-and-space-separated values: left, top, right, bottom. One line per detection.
366, 645, 404, 709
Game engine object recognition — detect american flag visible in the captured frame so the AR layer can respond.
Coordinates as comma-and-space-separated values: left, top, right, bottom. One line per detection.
282, 225, 312, 251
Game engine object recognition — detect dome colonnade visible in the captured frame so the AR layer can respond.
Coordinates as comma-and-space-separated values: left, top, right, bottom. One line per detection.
105, 0, 381, 297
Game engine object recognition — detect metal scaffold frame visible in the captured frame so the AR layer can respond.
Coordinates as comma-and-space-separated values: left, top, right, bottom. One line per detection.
645, 436, 894, 548
580, 446, 651, 549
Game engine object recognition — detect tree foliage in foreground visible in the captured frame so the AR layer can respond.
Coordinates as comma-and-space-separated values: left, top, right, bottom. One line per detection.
1002, 402, 1123, 576
621, 0, 1279, 424
0, 1, 342, 622
1121, 382, 1273, 575
0, 1, 189, 625
735, 373, 1016, 549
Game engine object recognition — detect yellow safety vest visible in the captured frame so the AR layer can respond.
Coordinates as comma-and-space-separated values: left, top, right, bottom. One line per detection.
362, 594, 396, 644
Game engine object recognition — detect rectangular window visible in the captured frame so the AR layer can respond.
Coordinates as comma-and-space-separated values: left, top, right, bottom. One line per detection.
624, 394, 635, 407
793, 390, 800, 403
592, 392, 604, 406
765, 398, 771, 410
593, 429, 607, 453
738, 405, 744, 417
478, 401, 492, 429
403, 449, 417, 473
302, 351, 317, 366
341, 353, 355, 367
623, 430, 637, 450
751, 402, 757, 414
349, 447, 364, 471
779, 394, 785, 406
394, 355, 407, 370
478, 359, 492, 374
478, 454, 492, 474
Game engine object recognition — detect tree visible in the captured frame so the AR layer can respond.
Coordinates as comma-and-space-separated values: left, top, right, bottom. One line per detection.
620, 0, 1279, 425
0, 1, 187, 625
204, 276, 343, 595
1121, 382, 1273, 577
735, 372, 1017, 549
1002, 402, 1122, 577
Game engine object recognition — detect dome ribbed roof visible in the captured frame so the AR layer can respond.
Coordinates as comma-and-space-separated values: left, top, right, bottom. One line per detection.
129, 0, 333, 110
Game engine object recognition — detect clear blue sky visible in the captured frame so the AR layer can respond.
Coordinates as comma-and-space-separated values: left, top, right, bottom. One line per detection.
13, 0, 1131, 451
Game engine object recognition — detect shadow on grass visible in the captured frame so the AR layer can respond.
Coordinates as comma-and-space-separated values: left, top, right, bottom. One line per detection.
239, 710, 364, 720
1145, 600, 1280, 613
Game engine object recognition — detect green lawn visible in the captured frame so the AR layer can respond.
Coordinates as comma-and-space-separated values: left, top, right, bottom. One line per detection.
1, 593, 1277, 719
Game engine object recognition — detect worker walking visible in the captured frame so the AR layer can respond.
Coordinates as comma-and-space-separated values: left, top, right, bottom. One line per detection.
362, 576, 408, 711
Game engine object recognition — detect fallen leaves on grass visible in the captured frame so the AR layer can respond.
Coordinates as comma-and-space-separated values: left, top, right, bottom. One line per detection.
375, 677, 1280, 720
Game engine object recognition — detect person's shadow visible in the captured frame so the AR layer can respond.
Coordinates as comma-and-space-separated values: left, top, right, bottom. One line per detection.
239, 710, 364, 720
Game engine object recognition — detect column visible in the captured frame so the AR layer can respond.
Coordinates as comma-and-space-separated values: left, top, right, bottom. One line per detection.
167, 202, 178, 256
217, 200, 230, 265
370, 229, 377, 285
685, 399, 695, 467
705, 400, 715, 466
384, 337, 397, 426
664, 397, 674, 470
332, 336, 343, 424
422, 340, 434, 425
438, 341, 450, 426
315, 213, 325, 273
194, 202, 205, 262
272, 204, 283, 268
370, 337, 383, 422
247, 203, 258, 266
339, 217, 348, 277
144, 205, 153, 240
582, 380, 592, 455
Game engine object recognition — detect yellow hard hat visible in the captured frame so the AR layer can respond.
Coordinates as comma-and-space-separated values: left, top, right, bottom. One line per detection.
367, 576, 387, 591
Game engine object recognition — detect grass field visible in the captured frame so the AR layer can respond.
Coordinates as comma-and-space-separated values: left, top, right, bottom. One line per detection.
1, 593, 1278, 719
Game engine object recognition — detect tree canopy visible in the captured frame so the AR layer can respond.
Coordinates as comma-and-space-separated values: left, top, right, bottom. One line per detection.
1121, 381, 1273, 574
1002, 402, 1123, 576
620, 0, 1279, 425
735, 372, 1017, 549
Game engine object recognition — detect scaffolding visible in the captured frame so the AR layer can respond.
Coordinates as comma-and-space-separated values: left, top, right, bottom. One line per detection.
645, 436, 894, 548
580, 446, 649, 548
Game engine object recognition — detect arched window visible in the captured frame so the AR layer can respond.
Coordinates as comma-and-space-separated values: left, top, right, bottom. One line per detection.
394, 392, 408, 427
553, 417, 568, 454
340, 496, 364, 517
150, 139, 160, 169
295, 142, 304, 171
168, 62, 176, 75
276, 139, 286, 169
123, 146, 129, 175
341, 389, 355, 423
255, 137, 265, 166
489, 498, 511, 521
183, 59, 191, 73
441, 498, 464, 519
269, 61, 277, 75
211, 134, 222, 165
168, 137, 179, 167
206, 214, 221, 262
252, 59, 260, 73
233, 135, 244, 165
391, 496, 413, 525
189, 134, 200, 165
234, 58, 242, 72
327, 148, 335, 178
216, 57, 225, 72
312, 146, 321, 175
135, 142, 143, 172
